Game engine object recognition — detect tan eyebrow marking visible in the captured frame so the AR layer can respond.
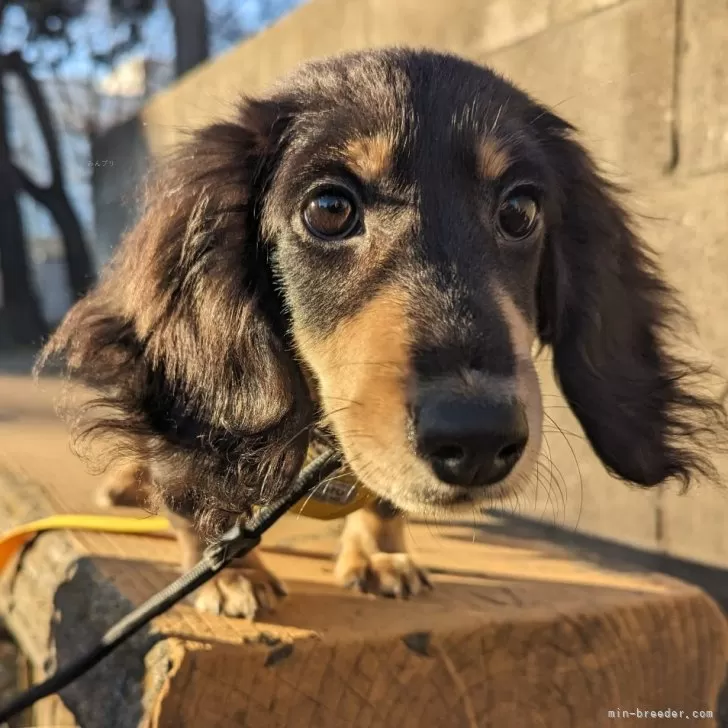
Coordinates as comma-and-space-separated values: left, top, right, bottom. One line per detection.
345, 132, 395, 182
477, 137, 510, 179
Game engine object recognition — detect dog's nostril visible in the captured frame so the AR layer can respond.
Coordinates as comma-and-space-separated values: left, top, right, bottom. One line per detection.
430, 444, 465, 463
414, 389, 529, 488
497, 440, 526, 463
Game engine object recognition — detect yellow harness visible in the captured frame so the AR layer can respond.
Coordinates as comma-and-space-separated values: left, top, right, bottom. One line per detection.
0, 445, 370, 571
287, 438, 374, 518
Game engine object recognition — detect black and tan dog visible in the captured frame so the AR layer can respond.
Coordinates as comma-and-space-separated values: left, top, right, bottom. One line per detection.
39, 49, 725, 619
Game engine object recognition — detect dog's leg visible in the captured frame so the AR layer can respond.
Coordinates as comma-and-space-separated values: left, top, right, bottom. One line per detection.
335, 499, 431, 598
96, 460, 286, 620
166, 510, 287, 620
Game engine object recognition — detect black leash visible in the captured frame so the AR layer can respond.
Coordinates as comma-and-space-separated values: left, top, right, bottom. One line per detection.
0, 448, 342, 725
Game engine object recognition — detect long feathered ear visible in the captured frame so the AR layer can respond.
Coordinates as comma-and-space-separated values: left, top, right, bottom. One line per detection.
535, 115, 726, 488
37, 98, 315, 537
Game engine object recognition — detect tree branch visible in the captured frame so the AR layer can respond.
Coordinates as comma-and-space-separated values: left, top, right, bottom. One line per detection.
7, 160, 52, 205
168, 0, 210, 77
0, 49, 64, 186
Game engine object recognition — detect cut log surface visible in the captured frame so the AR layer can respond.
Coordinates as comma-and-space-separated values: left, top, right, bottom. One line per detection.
0, 374, 726, 728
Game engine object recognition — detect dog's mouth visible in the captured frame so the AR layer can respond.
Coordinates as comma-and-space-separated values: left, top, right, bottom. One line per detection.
388, 476, 523, 514
320, 418, 542, 515
329, 445, 529, 516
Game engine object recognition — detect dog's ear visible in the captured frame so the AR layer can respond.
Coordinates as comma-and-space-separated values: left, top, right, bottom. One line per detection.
37, 97, 315, 536
535, 115, 726, 487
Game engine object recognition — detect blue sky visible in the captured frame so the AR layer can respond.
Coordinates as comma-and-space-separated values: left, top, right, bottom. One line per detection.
0, 0, 301, 80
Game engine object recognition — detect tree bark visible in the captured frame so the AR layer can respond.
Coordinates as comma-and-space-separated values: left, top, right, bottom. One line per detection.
168, 0, 210, 78
2, 51, 96, 302
0, 57, 47, 348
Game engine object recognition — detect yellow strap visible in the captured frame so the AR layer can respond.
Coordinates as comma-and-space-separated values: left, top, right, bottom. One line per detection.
0, 514, 171, 572
0, 490, 373, 572
288, 484, 374, 520
0, 447, 371, 571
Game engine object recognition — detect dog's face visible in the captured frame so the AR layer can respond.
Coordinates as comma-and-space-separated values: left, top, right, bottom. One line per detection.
262, 55, 550, 512
43, 50, 724, 536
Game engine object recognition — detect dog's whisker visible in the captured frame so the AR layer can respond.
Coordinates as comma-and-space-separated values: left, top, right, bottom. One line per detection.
543, 413, 584, 530
538, 434, 556, 512
539, 447, 568, 520
321, 360, 409, 373
540, 450, 570, 527
534, 456, 557, 523
541, 426, 587, 443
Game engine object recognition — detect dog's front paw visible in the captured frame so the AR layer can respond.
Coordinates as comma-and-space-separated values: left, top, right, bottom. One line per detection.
193, 567, 288, 620
335, 551, 432, 599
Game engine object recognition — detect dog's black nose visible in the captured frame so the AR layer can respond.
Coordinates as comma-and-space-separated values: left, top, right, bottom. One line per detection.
413, 389, 529, 487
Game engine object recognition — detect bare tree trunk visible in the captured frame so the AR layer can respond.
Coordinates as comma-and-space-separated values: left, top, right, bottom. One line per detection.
0, 66, 47, 348
168, 0, 210, 77
2, 51, 96, 301
10, 165, 93, 301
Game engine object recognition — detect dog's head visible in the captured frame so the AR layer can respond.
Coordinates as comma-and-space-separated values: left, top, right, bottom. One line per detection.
41, 49, 725, 534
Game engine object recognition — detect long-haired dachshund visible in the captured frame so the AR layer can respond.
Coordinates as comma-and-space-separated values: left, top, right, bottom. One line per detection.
38, 49, 726, 619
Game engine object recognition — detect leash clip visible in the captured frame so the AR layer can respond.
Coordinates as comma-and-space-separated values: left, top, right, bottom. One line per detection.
203, 523, 261, 572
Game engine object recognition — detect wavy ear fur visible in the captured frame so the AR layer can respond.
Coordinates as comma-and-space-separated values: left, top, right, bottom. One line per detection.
37, 98, 314, 538
536, 114, 726, 487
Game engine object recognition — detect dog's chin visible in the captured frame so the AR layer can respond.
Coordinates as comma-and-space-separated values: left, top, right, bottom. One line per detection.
359, 465, 524, 518
336, 432, 540, 516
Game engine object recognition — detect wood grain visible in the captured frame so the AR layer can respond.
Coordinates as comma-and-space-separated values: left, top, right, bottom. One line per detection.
0, 375, 727, 727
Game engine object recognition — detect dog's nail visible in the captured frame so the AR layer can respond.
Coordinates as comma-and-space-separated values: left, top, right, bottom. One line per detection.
357, 578, 371, 594
254, 584, 272, 612
400, 577, 411, 600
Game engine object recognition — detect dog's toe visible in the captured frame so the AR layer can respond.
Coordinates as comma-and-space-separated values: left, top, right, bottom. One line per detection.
193, 568, 287, 620
370, 552, 432, 598
336, 551, 432, 599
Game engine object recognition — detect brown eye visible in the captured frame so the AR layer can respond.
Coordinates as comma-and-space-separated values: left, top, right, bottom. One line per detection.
303, 189, 359, 240
497, 190, 540, 240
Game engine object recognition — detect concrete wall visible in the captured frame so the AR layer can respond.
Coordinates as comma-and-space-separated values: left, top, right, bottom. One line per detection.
92, 0, 728, 568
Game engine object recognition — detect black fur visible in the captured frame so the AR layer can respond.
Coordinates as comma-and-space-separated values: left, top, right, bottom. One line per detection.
37, 49, 726, 538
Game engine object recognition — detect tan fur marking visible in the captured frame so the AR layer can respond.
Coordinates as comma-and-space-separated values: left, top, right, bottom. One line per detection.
493, 284, 536, 361
295, 283, 412, 463
341, 503, 408, 556
478, 137, 510, 179
492, 284, 543, 495
345, 132, 395, 182
95, 460, 149, 508
335, 503, 430, 597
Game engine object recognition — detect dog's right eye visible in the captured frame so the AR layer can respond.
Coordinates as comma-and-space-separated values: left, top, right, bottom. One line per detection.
496, 186, 541, 242
302, 189, 359, 241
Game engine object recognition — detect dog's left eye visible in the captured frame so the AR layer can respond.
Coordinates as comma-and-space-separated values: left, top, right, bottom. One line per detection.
497, 188, 540, 241
303, 189, 359, 240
